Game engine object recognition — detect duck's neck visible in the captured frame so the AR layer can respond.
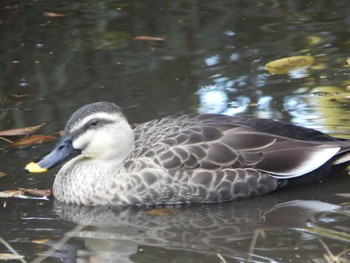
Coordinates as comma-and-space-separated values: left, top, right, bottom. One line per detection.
53, 152, 132, 206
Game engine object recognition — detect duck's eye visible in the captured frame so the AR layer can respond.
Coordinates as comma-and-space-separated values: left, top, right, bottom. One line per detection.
89, 120, 99, 127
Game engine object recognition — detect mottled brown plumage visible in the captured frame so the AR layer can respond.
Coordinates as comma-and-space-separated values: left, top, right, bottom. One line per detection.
25, 102, 350, 206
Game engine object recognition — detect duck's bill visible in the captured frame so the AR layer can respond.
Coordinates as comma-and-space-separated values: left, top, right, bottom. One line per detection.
25, 135, 81, 174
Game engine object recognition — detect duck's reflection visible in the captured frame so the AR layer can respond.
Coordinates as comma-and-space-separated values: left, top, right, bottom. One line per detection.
52, 191, 341, 263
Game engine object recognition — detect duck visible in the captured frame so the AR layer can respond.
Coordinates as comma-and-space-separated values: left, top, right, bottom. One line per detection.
25, 102, 350, 206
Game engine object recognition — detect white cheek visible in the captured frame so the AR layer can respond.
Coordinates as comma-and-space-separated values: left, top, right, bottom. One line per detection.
88, 134, 111, 150
72, 133, 89, 150
74, 130, 113, 158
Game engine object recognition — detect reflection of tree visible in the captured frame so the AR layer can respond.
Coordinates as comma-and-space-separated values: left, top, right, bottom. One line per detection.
2, 1, 350, 128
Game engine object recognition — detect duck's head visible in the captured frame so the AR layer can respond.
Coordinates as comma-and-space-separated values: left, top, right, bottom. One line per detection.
25, 102, 134, 173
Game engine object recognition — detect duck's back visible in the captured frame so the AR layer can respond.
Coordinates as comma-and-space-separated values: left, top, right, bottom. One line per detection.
132, 114, 340, 149
130, 114, 349, 180
117, 114, 349, 204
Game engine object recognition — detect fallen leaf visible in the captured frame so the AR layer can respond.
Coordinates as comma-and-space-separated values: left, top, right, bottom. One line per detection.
133, 36, 166, 42
43, 12, 71, 18
265, 55, 315, 75
144, 208, 174, 216
0, 172, 6, 178
11, 135, 55, 148
18, 188, 51, 197
0, 189, 51, 199
0, 253, 24, 260
0, 190, 24, 198
0, 123, 45, 136
31, 238, 50, 244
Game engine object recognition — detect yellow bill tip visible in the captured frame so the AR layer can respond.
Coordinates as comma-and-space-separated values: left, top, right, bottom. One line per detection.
25, 162, 48, 174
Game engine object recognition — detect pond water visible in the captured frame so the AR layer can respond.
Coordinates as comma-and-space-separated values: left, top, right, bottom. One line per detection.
1, 0, 350, 262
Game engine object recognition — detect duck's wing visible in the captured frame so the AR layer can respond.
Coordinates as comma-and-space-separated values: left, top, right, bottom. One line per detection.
132, 114, 347, 179
230, 117, 339, 142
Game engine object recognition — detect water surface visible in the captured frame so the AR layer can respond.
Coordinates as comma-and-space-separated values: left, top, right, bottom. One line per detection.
1, 1, 350, 262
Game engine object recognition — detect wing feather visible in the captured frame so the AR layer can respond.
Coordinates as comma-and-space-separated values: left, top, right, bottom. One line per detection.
132, 114, 345, 179
255, 146, 340, 178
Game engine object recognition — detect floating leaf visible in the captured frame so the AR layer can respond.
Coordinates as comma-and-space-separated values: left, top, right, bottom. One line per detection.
43, 12, 71, 18
144, 208, 174, 216
18, 188, 51, 197
0, 190, 24, 198
133, 36, 166, 42
0, 188, 51, 199
0, 253, 24, 260
0, 172, 6, 178
31, 238, 50, 244
0, 123, 45, 136
11, 135, 55, 148
265, 55, 315, 75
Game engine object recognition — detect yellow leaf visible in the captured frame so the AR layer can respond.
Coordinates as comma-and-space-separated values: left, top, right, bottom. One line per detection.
265, 55, 315, 75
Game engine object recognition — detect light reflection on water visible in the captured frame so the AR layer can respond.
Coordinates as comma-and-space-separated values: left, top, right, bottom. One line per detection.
199, 69, 350, 136
1, 0, 350, 262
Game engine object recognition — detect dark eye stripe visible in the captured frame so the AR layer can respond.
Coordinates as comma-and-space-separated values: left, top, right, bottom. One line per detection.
85, 118, 114, 129
71, 118, 115, 139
